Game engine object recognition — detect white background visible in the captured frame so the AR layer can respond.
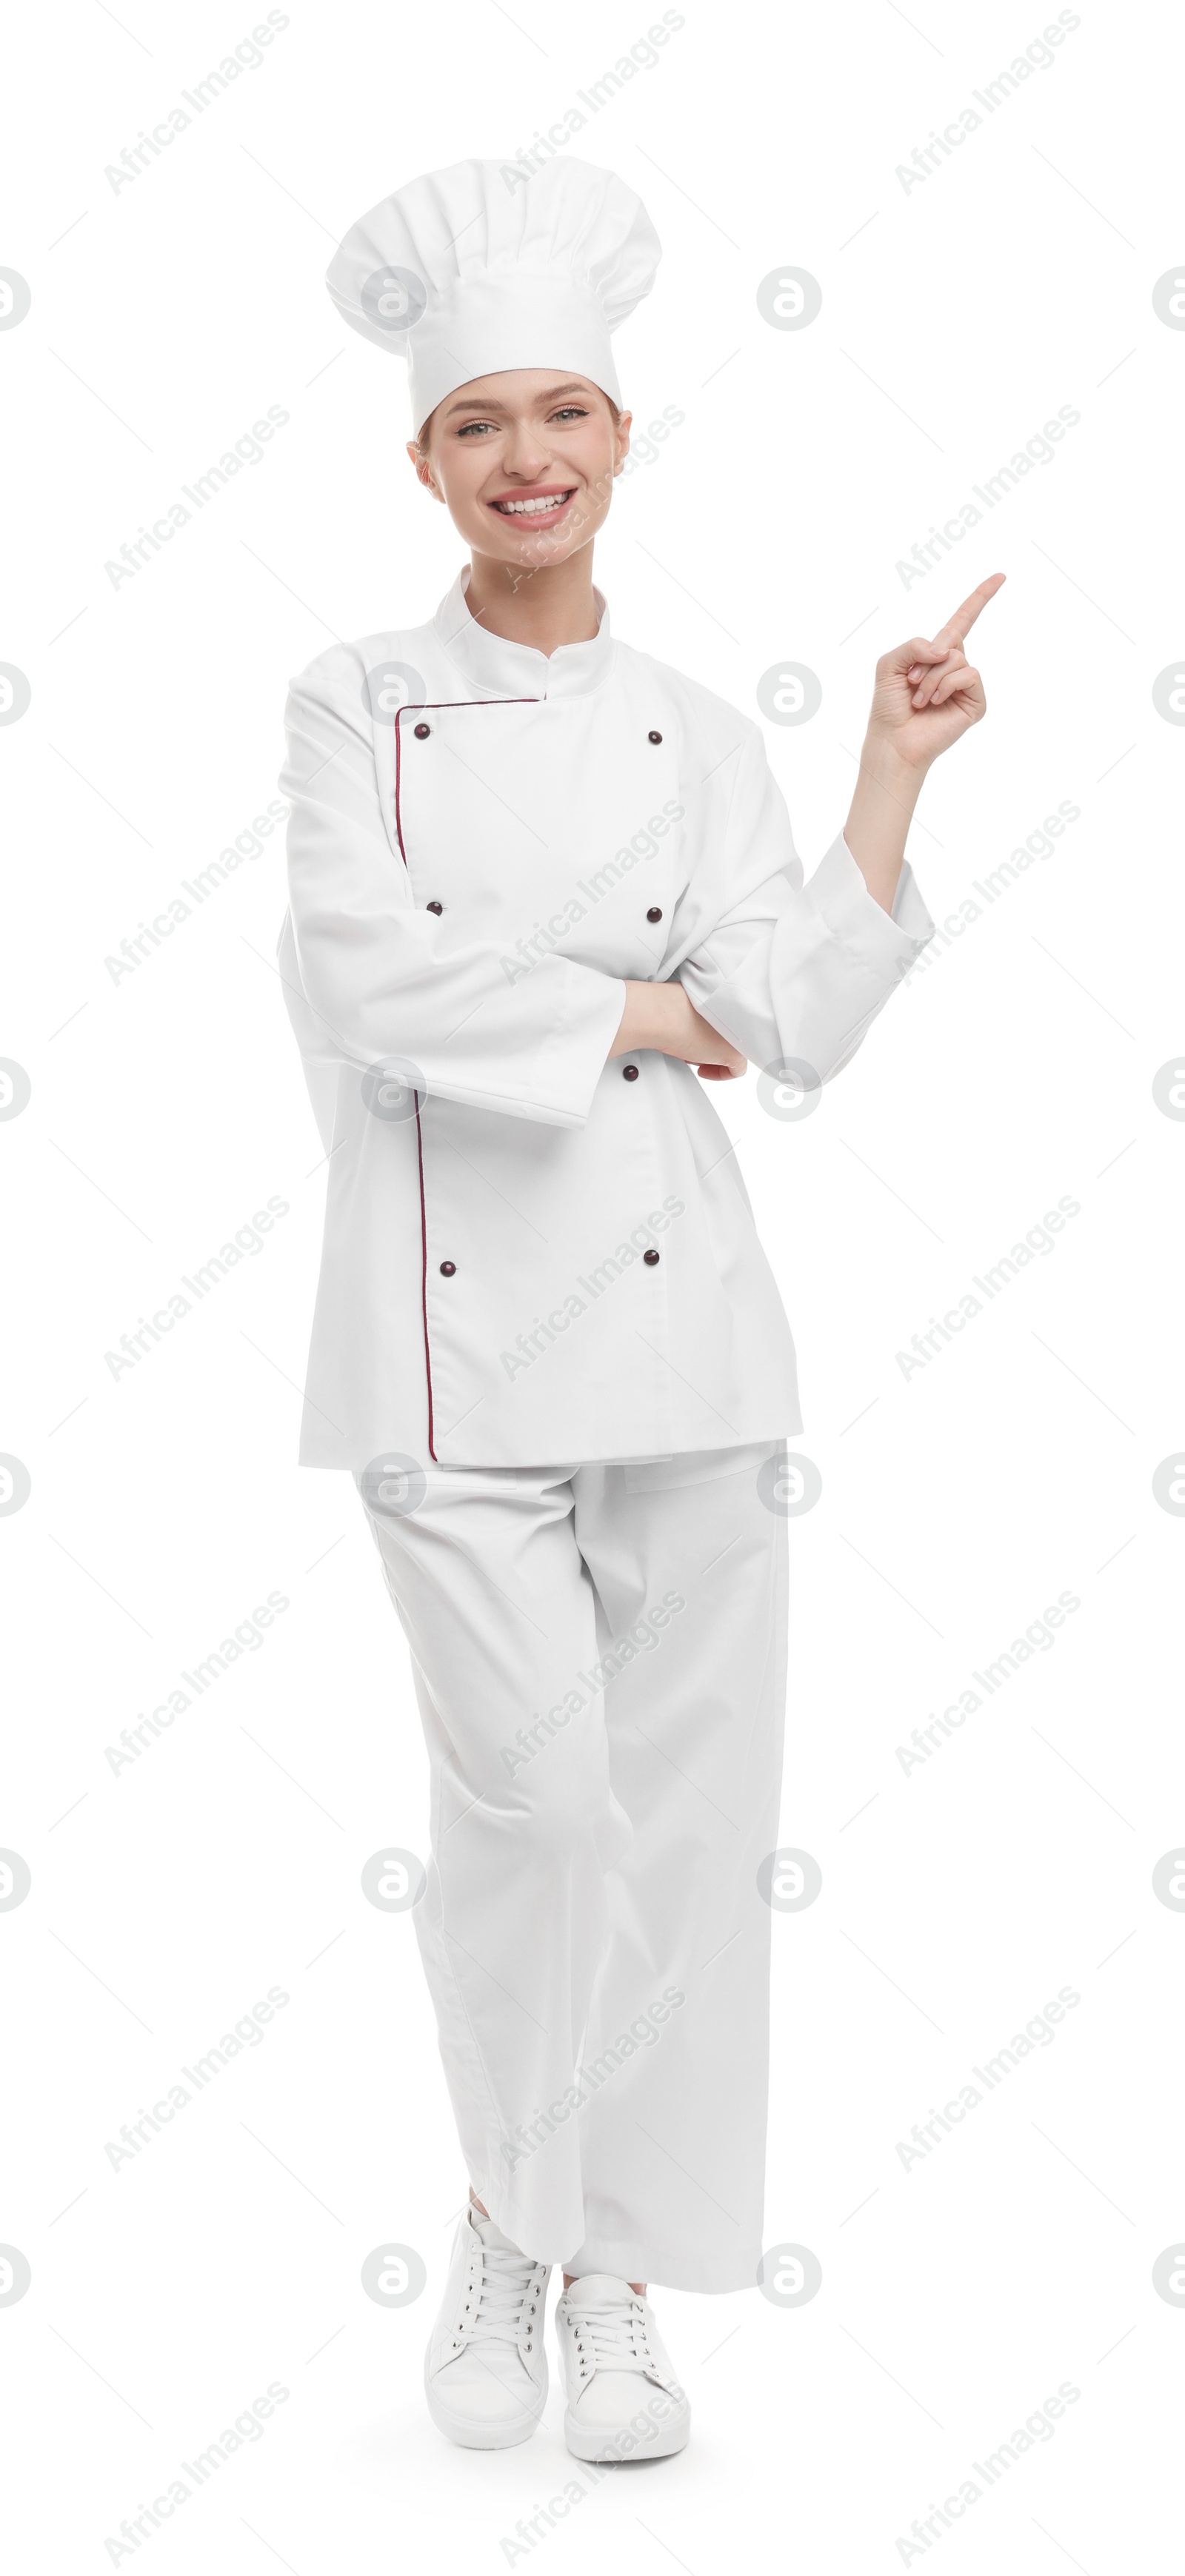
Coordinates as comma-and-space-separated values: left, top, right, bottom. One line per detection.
4, 0, 1184, 2566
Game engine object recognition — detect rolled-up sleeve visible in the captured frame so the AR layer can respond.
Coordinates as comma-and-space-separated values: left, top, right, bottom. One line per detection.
280, 660, 627, 1127
676, 723, 934, 1083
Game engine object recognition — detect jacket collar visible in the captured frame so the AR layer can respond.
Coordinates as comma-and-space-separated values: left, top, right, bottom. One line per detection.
433, 564, 615, 701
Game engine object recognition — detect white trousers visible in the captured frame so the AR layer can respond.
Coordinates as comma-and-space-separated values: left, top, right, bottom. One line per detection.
358, 1442, 788, 2292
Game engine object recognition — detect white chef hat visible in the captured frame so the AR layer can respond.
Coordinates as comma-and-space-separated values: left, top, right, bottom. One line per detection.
325, 156, 661, 434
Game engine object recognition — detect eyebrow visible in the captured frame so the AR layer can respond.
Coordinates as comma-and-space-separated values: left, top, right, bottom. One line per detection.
442, 381, 592, 418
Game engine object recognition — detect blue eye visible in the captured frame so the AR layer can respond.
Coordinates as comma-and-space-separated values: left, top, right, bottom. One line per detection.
454, 405, 588, 436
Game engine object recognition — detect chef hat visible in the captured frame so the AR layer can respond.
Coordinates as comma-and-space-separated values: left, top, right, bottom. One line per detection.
326, 156, 661, 434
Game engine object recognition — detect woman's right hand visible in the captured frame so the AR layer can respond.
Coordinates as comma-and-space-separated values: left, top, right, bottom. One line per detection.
609, 980, 747, 1081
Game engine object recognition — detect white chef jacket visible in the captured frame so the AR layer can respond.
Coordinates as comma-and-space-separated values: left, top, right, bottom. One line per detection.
278, 569, 934, 1468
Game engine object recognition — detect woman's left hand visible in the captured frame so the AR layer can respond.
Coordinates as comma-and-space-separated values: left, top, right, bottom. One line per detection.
865, 572, 1006, 774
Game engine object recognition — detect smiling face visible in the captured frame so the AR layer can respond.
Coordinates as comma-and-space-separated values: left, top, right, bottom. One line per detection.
407, 369, 631, 570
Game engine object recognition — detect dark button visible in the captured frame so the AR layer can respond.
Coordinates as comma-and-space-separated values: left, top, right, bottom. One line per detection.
439, 1260, 456, 1277
427, 900, 444, 914
622, 1063, 639, 1082
647, 906, 662, 923
644, 1248, 660, 1265
647, 729, 662, 744
414, 722, 431, 739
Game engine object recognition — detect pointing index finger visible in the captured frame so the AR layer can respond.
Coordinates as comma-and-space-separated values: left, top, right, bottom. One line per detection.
931, 572, 1007, 652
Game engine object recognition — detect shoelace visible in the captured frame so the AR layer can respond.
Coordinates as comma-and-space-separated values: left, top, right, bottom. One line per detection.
567, 2295, 651, 2372
466, 2242, 540, 2347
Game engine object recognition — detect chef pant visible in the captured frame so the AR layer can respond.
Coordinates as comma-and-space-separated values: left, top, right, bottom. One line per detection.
357, 1442, 788, 2293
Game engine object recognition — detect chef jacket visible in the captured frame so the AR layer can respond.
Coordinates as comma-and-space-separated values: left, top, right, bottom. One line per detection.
278, 569, 934, 1469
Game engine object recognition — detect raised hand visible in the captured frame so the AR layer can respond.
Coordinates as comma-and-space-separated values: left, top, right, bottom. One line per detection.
866, 573, 1006, 772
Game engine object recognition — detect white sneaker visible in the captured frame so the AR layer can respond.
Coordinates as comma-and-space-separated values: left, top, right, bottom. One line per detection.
424, 2203, 550, 2449
555, 2273, 691, 2462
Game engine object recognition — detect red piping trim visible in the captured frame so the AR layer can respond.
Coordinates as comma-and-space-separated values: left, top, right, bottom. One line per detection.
393, 703, 407, 862
413, 1095, 435, 1463
392, 695, 540, 1463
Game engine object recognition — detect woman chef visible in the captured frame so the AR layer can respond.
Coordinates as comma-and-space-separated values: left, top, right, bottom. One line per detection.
278, 155, 1001, 2462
